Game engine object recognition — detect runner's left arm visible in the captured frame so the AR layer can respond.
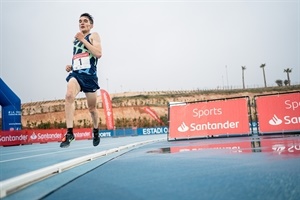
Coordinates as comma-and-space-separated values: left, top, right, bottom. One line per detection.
79, 32, 102, 59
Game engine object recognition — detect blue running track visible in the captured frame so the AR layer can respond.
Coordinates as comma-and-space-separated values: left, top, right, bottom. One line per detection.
1, 134, 299, 200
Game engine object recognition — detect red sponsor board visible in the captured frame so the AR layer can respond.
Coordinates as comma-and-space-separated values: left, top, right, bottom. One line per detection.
0, 128, 92, 146
168, 97, 250, 140
255, 92, 300, 134
0, 130, 29, 146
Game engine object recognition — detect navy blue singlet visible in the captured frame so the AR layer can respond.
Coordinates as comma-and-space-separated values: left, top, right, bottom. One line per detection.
72, 33, 98, 75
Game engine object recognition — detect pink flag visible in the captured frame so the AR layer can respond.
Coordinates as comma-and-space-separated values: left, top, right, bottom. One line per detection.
100, 89, 114, 130
143, 106, 163, 125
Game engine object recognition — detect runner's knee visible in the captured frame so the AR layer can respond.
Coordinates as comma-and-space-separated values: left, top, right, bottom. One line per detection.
65, 91, 75, 103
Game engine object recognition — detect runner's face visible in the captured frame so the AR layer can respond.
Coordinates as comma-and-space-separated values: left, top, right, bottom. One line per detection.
79, 16, 93, 33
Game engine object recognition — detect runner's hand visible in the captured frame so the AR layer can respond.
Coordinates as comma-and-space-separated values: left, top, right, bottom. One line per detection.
66, 65, 72, 72
75, 32, 84, 41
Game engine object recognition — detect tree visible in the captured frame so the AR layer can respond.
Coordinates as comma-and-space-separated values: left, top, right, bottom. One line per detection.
241, 66, 246, 89
275, 79, 283, 87
283, 68, 292, 86
260, 63, 267, 87
284, 80, 290, 86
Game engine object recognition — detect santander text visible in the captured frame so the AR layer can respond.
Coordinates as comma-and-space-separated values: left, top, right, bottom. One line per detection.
284, 116, 300, 124
190, 121, 239, 131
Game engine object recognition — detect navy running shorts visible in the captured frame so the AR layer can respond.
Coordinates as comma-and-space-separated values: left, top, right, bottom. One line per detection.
66, 72, 100, 93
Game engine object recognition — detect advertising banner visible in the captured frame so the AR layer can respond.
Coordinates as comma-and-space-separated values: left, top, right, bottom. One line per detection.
139, 126, 168, 135
0, 130, 28, 146
0, 128, 92, 146
100, 89, 115, 130
0, 127, 168, 146
99, 126, 169, 138
255, 92, 300, 134
143, 107, 163, 124
0, 78, 22, 131
2, 106, 22, 131
168, 97, 250, 140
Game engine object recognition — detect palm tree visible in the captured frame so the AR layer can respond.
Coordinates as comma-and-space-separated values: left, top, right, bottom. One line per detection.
283, 68, 292, 86
260, 63, 267, 87
241, 66, 246, 89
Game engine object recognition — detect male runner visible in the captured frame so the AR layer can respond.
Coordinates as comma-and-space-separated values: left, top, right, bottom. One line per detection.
60, 13, 102, 148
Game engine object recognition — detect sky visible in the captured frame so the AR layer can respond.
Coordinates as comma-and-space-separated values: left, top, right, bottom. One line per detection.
0, 0, 299, 103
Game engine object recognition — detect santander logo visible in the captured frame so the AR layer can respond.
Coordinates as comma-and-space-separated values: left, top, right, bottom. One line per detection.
178, 122, 189, 132
269, 114, 283, 126
30, 132, 38, 140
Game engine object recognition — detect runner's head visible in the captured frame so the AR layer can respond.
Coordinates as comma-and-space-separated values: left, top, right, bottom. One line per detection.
80, 13, 94, 24
79, 13, 94, 33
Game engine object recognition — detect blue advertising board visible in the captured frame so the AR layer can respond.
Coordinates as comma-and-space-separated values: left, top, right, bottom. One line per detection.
2, 106, 22, 130
0, 78, 22, 130
99, 126, 169, 138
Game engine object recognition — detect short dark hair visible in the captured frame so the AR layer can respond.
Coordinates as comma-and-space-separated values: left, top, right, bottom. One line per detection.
80, 13, 94, 24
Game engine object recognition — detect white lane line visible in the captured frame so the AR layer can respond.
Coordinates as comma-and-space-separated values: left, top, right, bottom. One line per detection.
0, 139, 155, 156
0, 146, 93, 163
0, 142, 122, 156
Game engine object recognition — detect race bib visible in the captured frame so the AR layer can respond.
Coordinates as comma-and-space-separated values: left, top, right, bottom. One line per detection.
72, 52, 90, 71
